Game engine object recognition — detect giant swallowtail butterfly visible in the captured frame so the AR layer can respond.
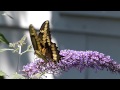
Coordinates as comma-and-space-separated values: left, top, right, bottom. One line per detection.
29, 20, 62, 63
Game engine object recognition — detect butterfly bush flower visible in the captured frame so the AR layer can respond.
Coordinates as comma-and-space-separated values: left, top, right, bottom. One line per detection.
22, 49, 120, 78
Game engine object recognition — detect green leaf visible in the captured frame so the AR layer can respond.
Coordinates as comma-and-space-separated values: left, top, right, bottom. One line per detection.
0, 33, 9, 45
0, 70, 7, 76
11, 72, 26, 79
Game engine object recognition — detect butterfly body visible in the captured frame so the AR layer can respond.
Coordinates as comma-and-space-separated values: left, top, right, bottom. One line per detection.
29, 20, 62, 63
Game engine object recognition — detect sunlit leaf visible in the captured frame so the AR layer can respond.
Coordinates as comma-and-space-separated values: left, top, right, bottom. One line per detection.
11, 72, 26, 79
0, 33, 9, 45
17, 35, 27, 47
0, 70, 7, 76
11, 72, 25, 79
30, 72, 45, 79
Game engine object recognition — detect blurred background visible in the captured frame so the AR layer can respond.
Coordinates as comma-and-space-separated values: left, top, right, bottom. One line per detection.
0, 11, 120, 79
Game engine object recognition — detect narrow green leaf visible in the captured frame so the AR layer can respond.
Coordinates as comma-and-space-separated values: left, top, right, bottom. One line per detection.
0, 76, 5, 79
0, 33, 9, 45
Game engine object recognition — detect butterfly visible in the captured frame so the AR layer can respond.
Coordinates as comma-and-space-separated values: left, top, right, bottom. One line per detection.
29, 20, 62, 63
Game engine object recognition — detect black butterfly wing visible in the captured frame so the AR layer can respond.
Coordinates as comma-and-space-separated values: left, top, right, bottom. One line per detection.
29, 24, 48, 62
39, 20, 52, 46
40, 20, 62, 63
50, 43, 61, 62
29, 24, 39, 50
29, 20, 62, 63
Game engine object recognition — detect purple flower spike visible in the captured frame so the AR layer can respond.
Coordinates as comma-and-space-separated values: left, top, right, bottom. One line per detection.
22, 49, 120, 78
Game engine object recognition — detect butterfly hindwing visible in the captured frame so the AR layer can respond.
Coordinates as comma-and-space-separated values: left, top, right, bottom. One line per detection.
50, 43, 61, 62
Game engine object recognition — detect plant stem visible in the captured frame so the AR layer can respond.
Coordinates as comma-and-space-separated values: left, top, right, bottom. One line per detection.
21, 50, 34, 55
16, 45, 21, 73
16, 54, 21, 73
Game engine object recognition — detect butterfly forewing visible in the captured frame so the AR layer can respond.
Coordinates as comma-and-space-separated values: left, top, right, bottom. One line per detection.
29, 24, 44, 57
29, 24, 39, 50
39, 20, 50, 46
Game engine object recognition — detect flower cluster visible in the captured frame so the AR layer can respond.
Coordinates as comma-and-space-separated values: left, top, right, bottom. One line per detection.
22, 49, 120, 78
